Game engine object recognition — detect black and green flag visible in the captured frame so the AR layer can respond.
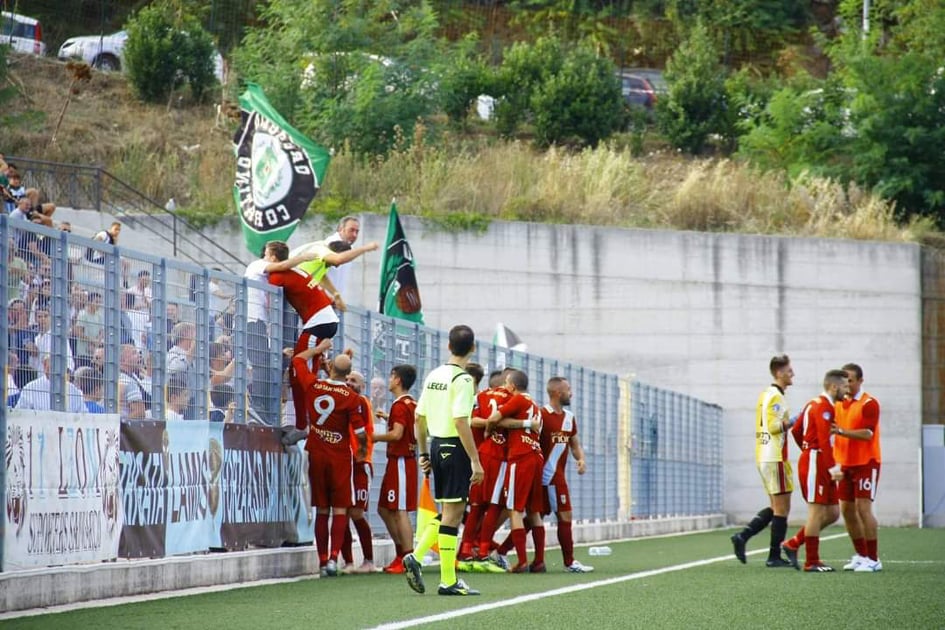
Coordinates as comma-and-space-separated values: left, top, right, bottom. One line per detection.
378, 203, 423, 323
233, 83, 330, 256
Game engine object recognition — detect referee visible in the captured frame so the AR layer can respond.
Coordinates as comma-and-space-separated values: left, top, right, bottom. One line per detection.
402, 325, 485, 596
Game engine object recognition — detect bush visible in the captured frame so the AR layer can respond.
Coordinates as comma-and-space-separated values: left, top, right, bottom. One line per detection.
492, 37, 565, 137
435, 35, 490, 126
530, 48, 624, 147
656, 21, 729, 154
124, 1, 216, 103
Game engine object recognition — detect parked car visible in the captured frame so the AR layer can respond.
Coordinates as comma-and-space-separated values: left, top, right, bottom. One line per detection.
618, 68, 667, 110
1, 10, 46, 56
58, 29, 224, 79
57, 30, 127, 70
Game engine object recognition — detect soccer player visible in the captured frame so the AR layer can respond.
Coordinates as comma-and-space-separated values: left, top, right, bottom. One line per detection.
540, 376, 593, 572
292, 347, 367, 577
457, 362, 488, 564
782, 369, 849, 572
402, 324, 484, 596
375, 364, 419, 574
472, 369, 514, 569
486, 369, 546, 573
834, 363, 882, 572
731, 354, 796, 568
340, 370, 377, 574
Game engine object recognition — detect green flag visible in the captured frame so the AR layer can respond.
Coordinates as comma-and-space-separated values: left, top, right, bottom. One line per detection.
378, 203, 423, 323
233, 83, 330, 256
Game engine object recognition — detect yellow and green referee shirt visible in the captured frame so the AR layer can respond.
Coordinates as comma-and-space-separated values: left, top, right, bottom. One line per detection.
416, 363, 475, 438
289, 240, 332, 281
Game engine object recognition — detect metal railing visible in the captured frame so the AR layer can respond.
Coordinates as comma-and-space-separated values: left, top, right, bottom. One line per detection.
7, 155, 249, 274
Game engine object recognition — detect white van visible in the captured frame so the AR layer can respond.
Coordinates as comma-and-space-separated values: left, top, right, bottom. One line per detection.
1, 11, 46, 56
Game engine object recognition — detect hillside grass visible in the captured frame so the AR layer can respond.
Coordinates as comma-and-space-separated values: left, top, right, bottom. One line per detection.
4, 53, 938, 243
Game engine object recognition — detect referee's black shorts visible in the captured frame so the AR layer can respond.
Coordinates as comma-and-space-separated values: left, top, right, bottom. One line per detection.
430, 437, 472, 503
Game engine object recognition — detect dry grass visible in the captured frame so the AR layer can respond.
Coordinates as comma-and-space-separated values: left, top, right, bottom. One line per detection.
5, 53, 933, 244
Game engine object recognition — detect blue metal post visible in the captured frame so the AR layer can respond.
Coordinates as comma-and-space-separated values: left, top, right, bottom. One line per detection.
0, 216, 9, 571
232, 279, 248, 424
50, 228, 70, 410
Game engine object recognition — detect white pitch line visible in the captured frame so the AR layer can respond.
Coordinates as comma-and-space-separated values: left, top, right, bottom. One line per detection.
371, 534, 849, 630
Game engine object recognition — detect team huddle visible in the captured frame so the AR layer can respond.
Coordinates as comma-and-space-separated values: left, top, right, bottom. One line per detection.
732, 355, 882, 573
283, 319, 591, 595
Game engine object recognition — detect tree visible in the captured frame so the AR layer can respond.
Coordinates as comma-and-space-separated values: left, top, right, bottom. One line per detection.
656, 21, 729, 153
124, 1, 217, 103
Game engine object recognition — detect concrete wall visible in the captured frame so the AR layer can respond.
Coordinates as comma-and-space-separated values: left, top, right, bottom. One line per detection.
63, 209, 924, 526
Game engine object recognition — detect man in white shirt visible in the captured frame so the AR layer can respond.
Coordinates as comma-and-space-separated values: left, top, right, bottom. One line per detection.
323, 216, 361, 299
16, 356, 84, 413
30, 307, 75, 373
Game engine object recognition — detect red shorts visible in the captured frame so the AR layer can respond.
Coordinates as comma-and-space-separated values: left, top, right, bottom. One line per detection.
352, 461, 373, 511
308, 447, 354, 509
505, 455, 543, 514
480, 452, 508, 506
378, 456, 418, 512
797, 450, 838, 505
541, 479, 572, 515
837, 460, 881, 502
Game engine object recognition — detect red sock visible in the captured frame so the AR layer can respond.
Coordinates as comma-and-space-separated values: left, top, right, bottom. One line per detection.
558, 520, 574, 566
805, 536, 820, 567
330, 513, 348, 560
866, 538, 878, 561
315, 513, 330, 564
460, 504, 484, 556
341, 523, 354, 564
478, 505, 502, 557
531, 525, 545, 565
854, 537, 868, 557
497, 531, 514, 555
353, 516, 373, 562
787, 526, 806, 549
511, 527, 528, 565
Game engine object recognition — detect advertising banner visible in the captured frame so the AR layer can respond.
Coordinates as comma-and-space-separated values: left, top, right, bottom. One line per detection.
3, 410, 122, 570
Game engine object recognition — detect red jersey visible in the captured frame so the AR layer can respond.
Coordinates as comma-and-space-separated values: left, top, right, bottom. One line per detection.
498, 393, 543, 461
539, 405, 577, 485
477, 387, 512, 460
386, 394, 417, 457
794, 394, 837, 468
268, 268, 332, 321
292, 356, 365, 453
349, 394, 375, 463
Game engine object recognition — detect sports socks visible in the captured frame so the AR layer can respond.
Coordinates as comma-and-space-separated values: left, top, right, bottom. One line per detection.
558, 520, 574, 566
330, 513, 348, 560
315, 512, 330, 564
866, 538, 878, 561
438, 525, 459, 586
805, 536, 821, 567
511, 527, 528, 565
413, 514, 442, 559
342, 525, 354, 564
459, 504, 484, 558
353, 516, 373, 562
769, 515, 787, 560
478, 505, 503, 558
786, 526, 806, 549
531, 524, 545, 565
738, 507, 773, 541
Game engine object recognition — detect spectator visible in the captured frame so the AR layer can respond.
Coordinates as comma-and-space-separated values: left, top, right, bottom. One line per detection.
323, 215, 361, 298
118, 344, 147, 419
129, 269, 152, 310
74, 366, 106, 413
209, 269, 234, 314
6, 351, 21, 408
74, 292, 105, 366
3, 168, 25, 213
209, 341, 235, 386
122, 290, 149, 352
86, 221, 121, 264
16, 355, 84, 413
7, 298, 37, 388
91, 346, 105, 372
164, 302, 181, 350
30, 306, 75, 374
165, 373, 191, 421
167, 321, 196, 376
210, 383, 236, 423
6, 239, 29, 301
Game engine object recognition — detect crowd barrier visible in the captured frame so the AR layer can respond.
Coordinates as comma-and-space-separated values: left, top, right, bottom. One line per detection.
1, 215, 723, 572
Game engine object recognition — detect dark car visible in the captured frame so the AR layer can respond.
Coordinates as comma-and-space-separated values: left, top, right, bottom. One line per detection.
617, 68, 667, 110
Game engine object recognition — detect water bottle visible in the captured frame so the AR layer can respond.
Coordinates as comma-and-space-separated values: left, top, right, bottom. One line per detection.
588, 546, 612, 556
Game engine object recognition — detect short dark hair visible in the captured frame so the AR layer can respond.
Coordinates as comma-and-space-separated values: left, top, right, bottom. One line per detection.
466, 362, 485, 387
488, 370, 504, 388
265, 241, 290, 261
841, 363, 863, 380
210, 383, 235, 408
507, 368, 528, 391
769, 354, 790, 377
74, 366, 103, 396
824, 369, 848, 389
391, 364, 417, 391
448, 324, 475, 357
209, 341, 227, 361
547, 375, 566, 394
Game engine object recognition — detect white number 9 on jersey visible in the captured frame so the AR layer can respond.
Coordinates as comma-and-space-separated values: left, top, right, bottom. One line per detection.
312, 395, 336, 425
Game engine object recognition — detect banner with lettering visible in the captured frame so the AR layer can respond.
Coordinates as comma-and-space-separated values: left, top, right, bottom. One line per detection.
119, 421, 311, 558
3, 410, 122, 570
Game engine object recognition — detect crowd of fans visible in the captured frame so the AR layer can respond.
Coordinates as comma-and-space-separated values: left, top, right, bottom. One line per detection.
2, 155, 259, 419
